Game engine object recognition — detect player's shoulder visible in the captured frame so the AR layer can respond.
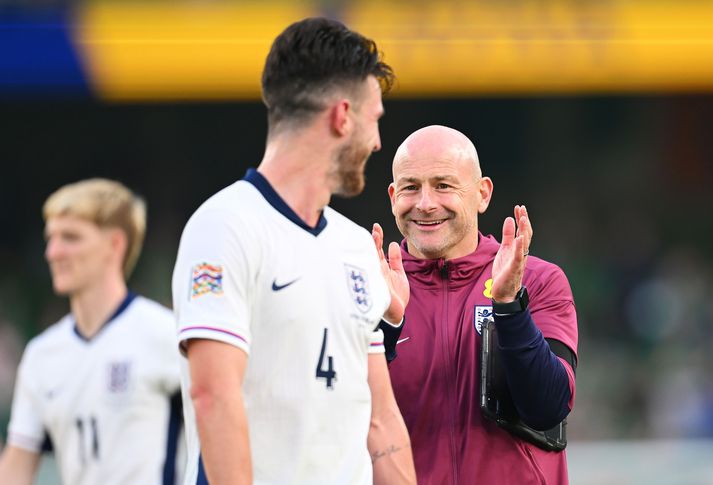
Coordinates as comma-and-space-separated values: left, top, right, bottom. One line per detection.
181, 179, 265, 238
128, 295, 173, 320
116, 296, 178, 359
192, 179, 261, 219
125, 295, 175, 335
22, 315, 74, 360
323, 207, 373, 243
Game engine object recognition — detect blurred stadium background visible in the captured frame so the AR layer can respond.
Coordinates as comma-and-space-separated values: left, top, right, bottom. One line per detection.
2, 0, 713, 483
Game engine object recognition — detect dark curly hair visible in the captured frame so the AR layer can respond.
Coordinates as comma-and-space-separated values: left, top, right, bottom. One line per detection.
262, 17, 395, 134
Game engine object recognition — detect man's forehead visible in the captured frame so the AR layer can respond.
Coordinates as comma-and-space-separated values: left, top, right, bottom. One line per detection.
393, 125, 481, 180
366, 76, 384, 110
45, 215, 96, 232
395, 173, 462, 185
395, 160, 461, 177
394, 147, 477, 177
405, 125, 471, 150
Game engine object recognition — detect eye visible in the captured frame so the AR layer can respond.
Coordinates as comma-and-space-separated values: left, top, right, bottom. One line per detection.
436, 183, 451, 190
62, 232, 81, 242
401, 185, 418, 191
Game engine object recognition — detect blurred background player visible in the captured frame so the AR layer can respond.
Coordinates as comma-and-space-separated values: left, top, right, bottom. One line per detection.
0, 179, 183, 485
377, 125, 578, 484
172, 17, 415, 484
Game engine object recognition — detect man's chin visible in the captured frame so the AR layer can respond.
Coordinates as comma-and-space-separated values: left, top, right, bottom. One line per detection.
335, 176, 365, 197
404, 240, 440, 260
52, 282, 76, 297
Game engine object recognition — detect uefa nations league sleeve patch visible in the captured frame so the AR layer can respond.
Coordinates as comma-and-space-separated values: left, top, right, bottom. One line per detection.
191, 263, 224, 299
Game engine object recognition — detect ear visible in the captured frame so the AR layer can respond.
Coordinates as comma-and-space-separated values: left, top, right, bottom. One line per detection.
477, 176, 494, 214
388, 183, 397, 210
330, 99, 352, 137
108, 228, 128, 264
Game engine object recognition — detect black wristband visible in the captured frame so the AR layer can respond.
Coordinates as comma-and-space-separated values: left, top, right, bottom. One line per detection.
379, 317, 404, 363
492, 286, 529, 315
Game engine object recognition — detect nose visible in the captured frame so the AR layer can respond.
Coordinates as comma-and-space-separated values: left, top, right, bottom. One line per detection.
415, 186, 437, 212
45, 237, 61, 262
373, 130, 382, 152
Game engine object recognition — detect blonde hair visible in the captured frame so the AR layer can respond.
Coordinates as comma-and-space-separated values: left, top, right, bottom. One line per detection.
43, 178, 147, 278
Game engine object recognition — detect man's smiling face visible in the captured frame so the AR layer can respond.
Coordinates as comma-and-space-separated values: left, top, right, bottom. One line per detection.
388, 126, 492, 260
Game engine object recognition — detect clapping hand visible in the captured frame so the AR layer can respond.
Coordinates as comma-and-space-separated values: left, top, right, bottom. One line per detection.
491, 205, 532, 303
372, 223, 409, 323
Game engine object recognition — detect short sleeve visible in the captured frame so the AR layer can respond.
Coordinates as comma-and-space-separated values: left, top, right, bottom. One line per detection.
527, 263, 578, 359
367, 328, 386, 354
172, 209, 255, 356
7, 349, 45, 452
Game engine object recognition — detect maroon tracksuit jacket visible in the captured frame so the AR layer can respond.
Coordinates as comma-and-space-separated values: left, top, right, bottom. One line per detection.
389, 233, 578, 484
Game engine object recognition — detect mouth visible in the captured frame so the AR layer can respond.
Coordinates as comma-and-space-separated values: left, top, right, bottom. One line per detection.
411, 219, 447, 230
49, 263, 71, 275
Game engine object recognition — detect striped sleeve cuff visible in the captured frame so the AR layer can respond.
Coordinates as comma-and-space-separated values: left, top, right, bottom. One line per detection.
7, 431, 43, 453
178, 325, 250, 356
368, 328, 385, 354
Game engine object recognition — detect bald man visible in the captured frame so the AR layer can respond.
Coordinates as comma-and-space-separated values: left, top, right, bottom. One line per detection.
372, 125, 579, 484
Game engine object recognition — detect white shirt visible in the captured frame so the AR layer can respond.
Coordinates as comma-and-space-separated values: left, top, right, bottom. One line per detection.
173, 170, 390, 485
7, 294, 183, 485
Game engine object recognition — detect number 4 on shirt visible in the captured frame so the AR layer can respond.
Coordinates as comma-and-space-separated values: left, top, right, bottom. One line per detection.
316, 328, 336, 389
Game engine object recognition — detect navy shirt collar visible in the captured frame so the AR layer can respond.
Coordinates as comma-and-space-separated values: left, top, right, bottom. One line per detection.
73, 291, 137, 342
243, 168, 328, 236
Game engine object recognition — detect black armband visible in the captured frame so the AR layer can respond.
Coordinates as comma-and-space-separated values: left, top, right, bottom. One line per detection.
545, 338, 577, 376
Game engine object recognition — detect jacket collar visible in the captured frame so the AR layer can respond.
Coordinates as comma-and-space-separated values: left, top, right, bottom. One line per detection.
400, 232, 500, 289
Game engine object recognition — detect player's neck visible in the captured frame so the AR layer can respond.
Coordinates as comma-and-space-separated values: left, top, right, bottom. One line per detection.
69, 275, 128, 339
259, 132, 333, 228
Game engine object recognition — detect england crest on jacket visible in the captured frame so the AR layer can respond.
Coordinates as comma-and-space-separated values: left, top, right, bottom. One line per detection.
344, 264, 372, 313
474, 306, 493, 335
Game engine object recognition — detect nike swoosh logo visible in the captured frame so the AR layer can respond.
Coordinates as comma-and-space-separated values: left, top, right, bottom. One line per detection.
272, 278, 300, 291
396, 337, 411, 345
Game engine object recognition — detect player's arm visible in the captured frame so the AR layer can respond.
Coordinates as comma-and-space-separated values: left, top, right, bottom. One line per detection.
186, 339, 251, 484
0, 445, 40, 485
367, 353, 416, 485
491, 205, 575, 429
1, 344, 46, 485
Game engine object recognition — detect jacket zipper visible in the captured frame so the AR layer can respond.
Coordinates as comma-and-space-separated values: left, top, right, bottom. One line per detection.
439, 259, 460, 484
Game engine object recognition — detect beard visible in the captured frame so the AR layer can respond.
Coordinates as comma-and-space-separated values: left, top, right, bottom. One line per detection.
331, 138, 372, 197
395, 209, 475, 260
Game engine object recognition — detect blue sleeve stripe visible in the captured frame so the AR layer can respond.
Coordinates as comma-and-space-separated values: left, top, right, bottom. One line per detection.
40, 431, 53, 453
162, 392, 183, 485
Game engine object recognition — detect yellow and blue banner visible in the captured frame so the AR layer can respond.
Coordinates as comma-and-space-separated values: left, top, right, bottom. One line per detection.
2, 1, 713, 100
